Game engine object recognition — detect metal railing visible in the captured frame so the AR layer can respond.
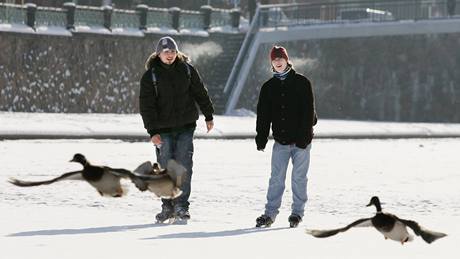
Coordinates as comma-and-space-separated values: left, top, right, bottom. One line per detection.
0, 3, 25, 24
210, 7, 232, 27
145, 7, 171, 28
257, 0, 460, 28
223, 7, 262, 114
0, 2, 241, 31
179, 9, 204, 29
35, 6, 67, 27
112, 9, 138, 28
223, 0, 460, 114
74, 6, 105, 27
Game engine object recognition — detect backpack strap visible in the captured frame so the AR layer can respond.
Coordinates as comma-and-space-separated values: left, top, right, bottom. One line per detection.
185, 62, 191, 80
151, 67, 158, 96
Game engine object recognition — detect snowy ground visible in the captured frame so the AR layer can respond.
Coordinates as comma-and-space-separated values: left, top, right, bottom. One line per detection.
1, 138, 458, 259
2, 112, 460, 139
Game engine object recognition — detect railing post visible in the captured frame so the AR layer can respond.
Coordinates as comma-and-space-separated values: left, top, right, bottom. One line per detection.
248, 0, 257, 22
136, 4, 148, 30
260, 7, 268, 27
103, 5, 112, 31
230, 8, 241, 29
200, 5, 212, 30
63, 2, 76, 30
25, 3, 36, 29
447, 0, 456, 16
169, 7, 180, 31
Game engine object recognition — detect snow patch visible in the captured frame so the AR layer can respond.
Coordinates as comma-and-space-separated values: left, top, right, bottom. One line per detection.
35, 26, 72, 36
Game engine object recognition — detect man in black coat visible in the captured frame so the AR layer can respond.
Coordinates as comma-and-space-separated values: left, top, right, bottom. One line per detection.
255, 45, 317, 228
139, 36, 214, 224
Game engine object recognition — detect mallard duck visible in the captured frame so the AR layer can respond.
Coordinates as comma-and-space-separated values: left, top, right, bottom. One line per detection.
9, 153, 132, 197
306, 196, 447, 244
130, 159, 185, 199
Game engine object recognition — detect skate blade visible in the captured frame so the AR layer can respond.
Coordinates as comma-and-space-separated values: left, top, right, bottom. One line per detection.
171, 218, 188, 225
289, 221, 301, 228
256, 223, 272, 228
155, 217, 174, 224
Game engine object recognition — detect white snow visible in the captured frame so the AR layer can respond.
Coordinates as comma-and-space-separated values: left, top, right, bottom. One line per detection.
0, 23, 34, 34
0, 137, 458, 259
0, 23, 72, 36
0, 112, 458, 259
178, 28, 209, 37
1, 112, 460, 139
110, 27, 144, 37
144, 26, 179, 35
35, 25, 72, 36
208, 25, 240, 33
1, 22, 243, 37
73, 25, 112, 35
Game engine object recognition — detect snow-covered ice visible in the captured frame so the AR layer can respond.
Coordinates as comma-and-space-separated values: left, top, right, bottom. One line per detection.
2, 112, 460, 139
1, 137, 458, 259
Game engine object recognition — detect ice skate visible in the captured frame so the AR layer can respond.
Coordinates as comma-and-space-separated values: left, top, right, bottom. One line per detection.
288, 214, 302, 228
256, 214, 273, 228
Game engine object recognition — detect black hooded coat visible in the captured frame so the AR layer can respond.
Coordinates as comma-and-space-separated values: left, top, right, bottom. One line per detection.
139, 56, 214, 136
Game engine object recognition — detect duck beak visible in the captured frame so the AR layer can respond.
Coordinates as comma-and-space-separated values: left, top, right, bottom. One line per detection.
366, 202, 372, 207
69, 159, 75, 162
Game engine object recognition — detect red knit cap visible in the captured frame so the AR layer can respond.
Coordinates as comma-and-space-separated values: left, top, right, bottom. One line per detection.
270, 46, 289, 61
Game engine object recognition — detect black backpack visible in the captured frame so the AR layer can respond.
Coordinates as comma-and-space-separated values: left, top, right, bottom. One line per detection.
151, 62, 191, 96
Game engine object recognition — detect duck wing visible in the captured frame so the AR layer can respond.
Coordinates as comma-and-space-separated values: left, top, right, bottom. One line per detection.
166, 159, 187, 187
115, 161, 168, 192
396, 217, 447, 243
133, 161, 153, 175
8, 171, 83, 187
103, 166, 135, 178
131, 171, 172, 191
129, 161, 170, 181
103, 164, 168, 181
306, 217, 373, 238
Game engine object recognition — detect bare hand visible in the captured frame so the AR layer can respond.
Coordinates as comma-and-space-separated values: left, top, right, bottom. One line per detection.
151, 134, 162, 146
206, 120, 214, 133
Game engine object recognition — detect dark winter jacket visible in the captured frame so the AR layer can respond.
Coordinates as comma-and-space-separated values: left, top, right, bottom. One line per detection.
255, 68, 317, 150
139, 56, 214, 136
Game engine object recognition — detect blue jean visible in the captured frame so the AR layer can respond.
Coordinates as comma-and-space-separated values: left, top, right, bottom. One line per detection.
264, 142, 312, 220
155, 127, 194, 213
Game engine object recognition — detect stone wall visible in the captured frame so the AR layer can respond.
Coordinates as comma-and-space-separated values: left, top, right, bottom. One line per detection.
2, 30, 460, 122
238, 33, 460, 122
0, 31, 245, 113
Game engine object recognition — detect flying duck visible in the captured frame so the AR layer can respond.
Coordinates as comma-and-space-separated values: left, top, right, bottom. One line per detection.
9, 153, 133, 197
306, 196, 447, 244
129, 159, 185, 199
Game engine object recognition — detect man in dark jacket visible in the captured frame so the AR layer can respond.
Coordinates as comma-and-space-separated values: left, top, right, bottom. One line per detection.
255, 45, 317, 228
139, 36, 214, 224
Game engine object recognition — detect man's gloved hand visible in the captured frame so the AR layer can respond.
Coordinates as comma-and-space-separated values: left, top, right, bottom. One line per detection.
255, 136, 266, 152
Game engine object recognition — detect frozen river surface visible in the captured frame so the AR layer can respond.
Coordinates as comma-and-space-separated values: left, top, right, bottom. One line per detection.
1, 138, 458, 259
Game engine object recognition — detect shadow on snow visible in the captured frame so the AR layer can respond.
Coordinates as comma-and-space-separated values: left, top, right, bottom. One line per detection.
7, 223, 160, 237
142, 226, 290, 240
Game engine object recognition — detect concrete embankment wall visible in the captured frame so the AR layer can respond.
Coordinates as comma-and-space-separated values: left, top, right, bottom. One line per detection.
238, 31, 460, 122
0, 31, 244, 113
